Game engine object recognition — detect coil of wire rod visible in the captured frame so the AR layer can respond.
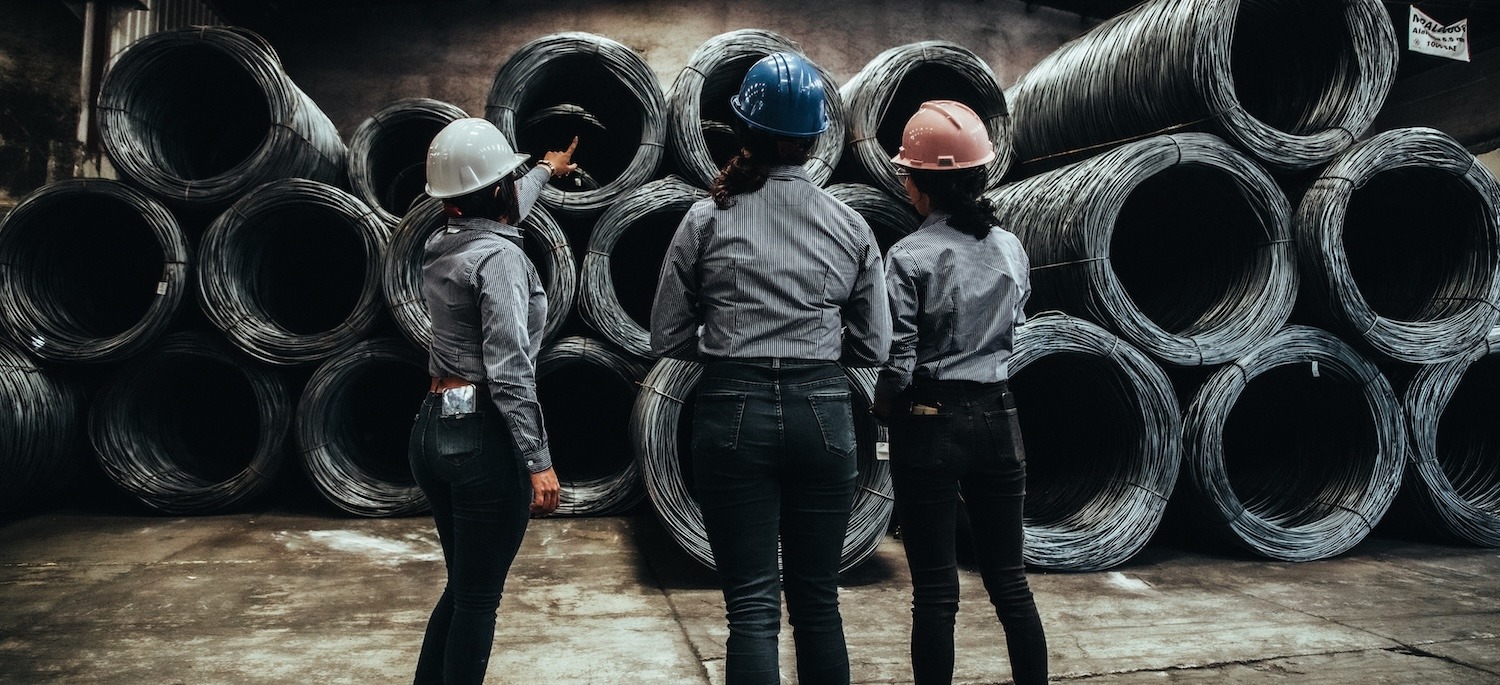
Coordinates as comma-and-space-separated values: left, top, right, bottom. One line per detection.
826, 182, 922, 255
297, 337, 430, 517
1397, 328, 1500, 546
579, 176, 707, 358
1180, 325, 1405, 561
0, 179, 190, 364
1007, 0, 1397, 175
987, 132, 1295, 367
347, 98, 470, 229
88, 332, 292, 514
535, 336, 651, 516
96, 26, 345, 209
0, 344, 82, 513
383, 197, 576, 351
1293, 127, 1500, 365
632, 359, 893, 572
1005, 314, 1181, 571
666, 29, 846, 189
841, 40, 1011, 200
485, 32, 666, 219
197, 178, 390, 366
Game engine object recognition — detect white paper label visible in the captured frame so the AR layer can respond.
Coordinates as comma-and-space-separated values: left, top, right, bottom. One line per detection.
1410, 6, 1471, 62
156, 281, 168, 295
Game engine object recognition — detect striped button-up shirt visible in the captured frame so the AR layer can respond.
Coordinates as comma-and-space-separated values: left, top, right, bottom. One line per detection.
875, 210, 1031, 400
651, 165, 891, 365
422, 166, 552, 473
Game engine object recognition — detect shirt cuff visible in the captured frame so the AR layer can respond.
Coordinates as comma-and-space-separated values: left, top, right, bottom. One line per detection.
522, 445, 552, 474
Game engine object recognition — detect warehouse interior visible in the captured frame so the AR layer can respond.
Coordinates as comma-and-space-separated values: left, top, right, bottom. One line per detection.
3, 0, 1500, 683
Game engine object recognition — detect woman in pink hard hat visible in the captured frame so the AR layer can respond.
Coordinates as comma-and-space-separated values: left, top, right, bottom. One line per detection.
871, 100, 1048, 685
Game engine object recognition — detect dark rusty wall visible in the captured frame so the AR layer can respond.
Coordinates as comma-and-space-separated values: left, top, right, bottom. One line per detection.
0, 3, 82, 209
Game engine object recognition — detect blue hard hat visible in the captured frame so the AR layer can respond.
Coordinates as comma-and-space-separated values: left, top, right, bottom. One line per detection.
730, 52, 830, 138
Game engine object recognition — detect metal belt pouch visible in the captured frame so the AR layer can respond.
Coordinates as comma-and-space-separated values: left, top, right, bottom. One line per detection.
440, 383, 478, 417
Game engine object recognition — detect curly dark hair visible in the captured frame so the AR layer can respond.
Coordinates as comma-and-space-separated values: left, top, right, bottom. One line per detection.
908, 166, 995, 240
710, 121, 813, 209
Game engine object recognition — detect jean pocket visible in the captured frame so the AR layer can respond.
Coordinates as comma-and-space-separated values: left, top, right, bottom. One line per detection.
808, 392, 856, 458
890, 412, 956, 469
693, 391, 747, 456
983, 407, 1026, 466
433, 413, 484, 466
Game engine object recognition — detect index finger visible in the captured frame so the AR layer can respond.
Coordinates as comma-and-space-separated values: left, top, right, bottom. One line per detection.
565, 136, 578, 155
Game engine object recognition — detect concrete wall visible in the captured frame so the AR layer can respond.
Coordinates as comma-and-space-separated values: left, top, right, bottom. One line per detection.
252, 0, 1098, 137
0, 3, 82, 210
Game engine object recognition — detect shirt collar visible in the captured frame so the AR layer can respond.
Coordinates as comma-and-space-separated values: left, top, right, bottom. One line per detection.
917, 209, 953, 232
448, 215, 522, 238
766, 164, 811, 182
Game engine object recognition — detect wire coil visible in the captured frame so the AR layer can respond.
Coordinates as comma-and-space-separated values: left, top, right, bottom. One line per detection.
841, 40, 1011, 200
1007, 0, 1397, 174
667, 29, 846, 189
88, 332, 292, 514
383, 197, 576, 351
296, 337, 430, 517
988, 132, 1296, 367
1397, 328, 1500, 546
0, 344, 82, 513
0, 179, 190, 364
1294, 127, 1500, 364
97, 26, 346, 208
486, 32, 666, 219
537, 336, 652, 516
579, 176, 708, 358
347, 98, 469, 228
1009, 314, 1182, 571
1181, 325, 1405, 561
632, 359, 893, 572
826, 183, 922, 255
197, 178, 391, 367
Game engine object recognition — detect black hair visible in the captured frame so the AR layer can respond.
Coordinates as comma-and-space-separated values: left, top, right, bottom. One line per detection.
710, 119, 813, 210
444, 171, 521, 223
908, 166, 996, 240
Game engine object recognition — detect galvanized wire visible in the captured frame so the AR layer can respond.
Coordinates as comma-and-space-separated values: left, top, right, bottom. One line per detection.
486, 32, 666, 219
1008, 0, 1397, 174
382, 197, 576, 351
632, 359, 892, 572
1398, 328, 1500, 546
297, 337, 429, 518
347, 98, 469, 229
579, 176, 707, 358
1008, 314, 1182, 571
826, 182, 922, 255
988, 132, 1295, 367
88, 332, 292, 515
841, 40, 1011, 201
537, 336, 651, 517
197, 178, 391, 367
667, 29, 846, 188
1294, 127, 1500, 364
0, 344, 82, 514
1181, 325, 1405, 561
0, 179, 190, 364
97, 25, 346, 209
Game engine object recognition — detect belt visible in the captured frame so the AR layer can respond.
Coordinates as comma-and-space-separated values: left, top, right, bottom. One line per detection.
430, 376, 474, 393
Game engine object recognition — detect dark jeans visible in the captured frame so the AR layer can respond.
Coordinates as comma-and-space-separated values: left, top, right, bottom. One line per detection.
889, 380, 1047, 685
693, 359, 859, 685
408, 392, 533, 685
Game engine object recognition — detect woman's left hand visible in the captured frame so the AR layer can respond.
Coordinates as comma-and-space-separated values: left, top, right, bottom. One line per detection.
530, 467, 561, 516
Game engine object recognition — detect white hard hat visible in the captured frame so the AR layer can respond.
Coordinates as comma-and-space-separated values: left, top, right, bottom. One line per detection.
425, 118, 530, 199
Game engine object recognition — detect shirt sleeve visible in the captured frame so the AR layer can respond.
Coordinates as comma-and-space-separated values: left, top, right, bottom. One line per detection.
475, 246, 552, 473
650, 209, 705, 359
514, 165, 549, 225
840, 218, 892, 367
875, 245, 919, 399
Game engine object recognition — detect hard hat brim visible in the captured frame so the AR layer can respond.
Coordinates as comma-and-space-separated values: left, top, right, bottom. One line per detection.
730, 95, 829, 139
425, 151, 532, 199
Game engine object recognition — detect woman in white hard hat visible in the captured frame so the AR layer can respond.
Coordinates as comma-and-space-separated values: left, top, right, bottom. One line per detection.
652, 52, 890, 685
871, 100, 1048, 685
409, 117, 576, 685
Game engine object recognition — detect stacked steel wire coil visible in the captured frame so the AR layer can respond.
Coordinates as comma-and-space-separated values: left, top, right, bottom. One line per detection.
0, 179, 191, 364
1007, 0, 1398, 174
0, 344, 81, 514
537, 336, 652, 516
346, 98, 470, 228
96, 26, 346, 209
989, 133, 1296, 367
667, 28, 846, 188
826, 183, 922, 255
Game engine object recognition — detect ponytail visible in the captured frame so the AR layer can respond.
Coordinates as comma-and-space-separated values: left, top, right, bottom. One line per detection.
710, 121, 813, 209
908, 167, 996, 240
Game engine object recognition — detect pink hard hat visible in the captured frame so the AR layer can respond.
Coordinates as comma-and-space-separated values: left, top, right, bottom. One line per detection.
890, 100, 995, 170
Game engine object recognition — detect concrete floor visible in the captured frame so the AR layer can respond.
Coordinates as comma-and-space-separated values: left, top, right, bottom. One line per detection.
1, 510, 1498, 684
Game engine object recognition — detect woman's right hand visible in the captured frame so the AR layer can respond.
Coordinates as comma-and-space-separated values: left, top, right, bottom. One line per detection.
541, 137, 579, 178
529, 467, 561, 516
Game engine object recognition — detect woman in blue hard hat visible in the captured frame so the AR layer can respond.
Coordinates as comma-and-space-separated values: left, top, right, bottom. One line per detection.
652, 52, 891, 685
871, 101, 1047, 685
409, 117, 578, 685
